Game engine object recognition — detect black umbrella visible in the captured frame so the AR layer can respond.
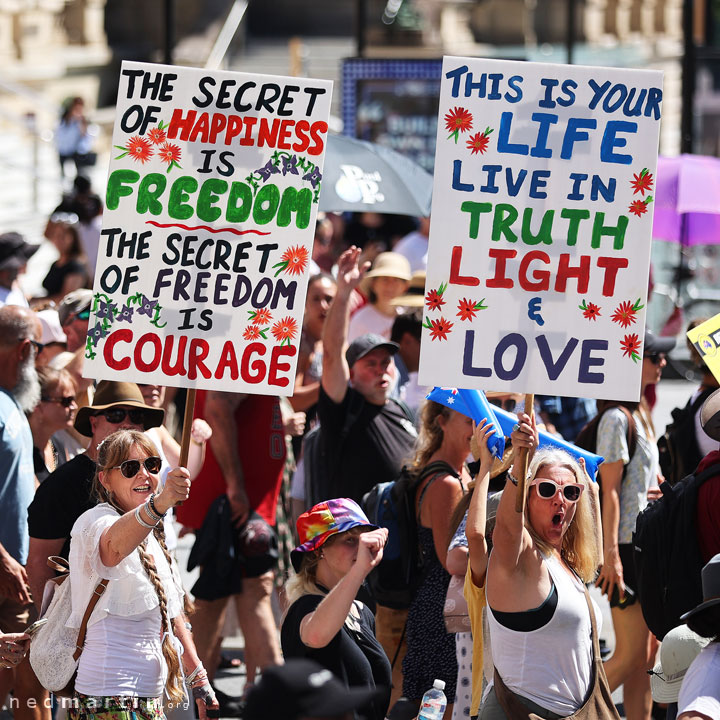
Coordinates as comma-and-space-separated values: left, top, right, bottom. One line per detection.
319, 134, 432, 216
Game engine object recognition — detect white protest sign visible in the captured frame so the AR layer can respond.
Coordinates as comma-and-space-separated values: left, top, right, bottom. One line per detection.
83, 61, 332, 394
418, 57, 662, 400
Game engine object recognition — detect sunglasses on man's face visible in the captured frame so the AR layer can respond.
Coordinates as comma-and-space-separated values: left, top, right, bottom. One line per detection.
96, 408, 146, 425
29, 339, 44, 355
112, 456, 162, 479
41, 396, 76, 408
75, 309, 91, 321
532, 478, 585, 503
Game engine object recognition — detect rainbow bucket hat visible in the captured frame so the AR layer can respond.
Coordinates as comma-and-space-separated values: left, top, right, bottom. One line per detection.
291, 498, 378, 571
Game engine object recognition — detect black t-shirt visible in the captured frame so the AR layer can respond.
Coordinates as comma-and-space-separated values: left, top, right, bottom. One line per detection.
27, 453, 97, 559
41, 259, 88, 296
281, 594, 391, 720
317, 386, 417, 503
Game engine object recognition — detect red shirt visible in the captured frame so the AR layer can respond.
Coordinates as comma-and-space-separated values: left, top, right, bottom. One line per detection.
695, 450, 720, 563
176, 391, 286, 530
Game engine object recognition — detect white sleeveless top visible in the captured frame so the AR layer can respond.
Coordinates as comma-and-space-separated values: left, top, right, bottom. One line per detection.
487, 553, 602, 715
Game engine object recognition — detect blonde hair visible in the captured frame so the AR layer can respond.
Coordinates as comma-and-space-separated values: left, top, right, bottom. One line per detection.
523, 448, 601, 583
93, 429, 184, 703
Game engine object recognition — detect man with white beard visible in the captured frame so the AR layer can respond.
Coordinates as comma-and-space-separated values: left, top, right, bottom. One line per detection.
0, 305, 48, 720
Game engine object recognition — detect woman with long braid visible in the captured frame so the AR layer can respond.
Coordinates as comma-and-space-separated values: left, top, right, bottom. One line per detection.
67, 430, 219, 720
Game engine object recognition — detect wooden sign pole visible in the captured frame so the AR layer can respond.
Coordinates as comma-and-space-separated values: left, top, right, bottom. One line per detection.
515, 393, 535, 514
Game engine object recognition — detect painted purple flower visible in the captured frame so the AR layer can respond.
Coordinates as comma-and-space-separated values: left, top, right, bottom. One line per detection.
256, 160, 280, 182
96, 301, 117, 320
281, 154, 299, 176
117, 305, 134, 323
87, 323, 109, 344
302, 166, 322, 188
137, 295, 158, 318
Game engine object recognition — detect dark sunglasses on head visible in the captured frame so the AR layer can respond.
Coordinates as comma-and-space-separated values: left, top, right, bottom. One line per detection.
645, 352, 666, 365
41, 396, 76, 408
112, 456, 162, 479
96, 407, 146, 425
532, 479, 585, 503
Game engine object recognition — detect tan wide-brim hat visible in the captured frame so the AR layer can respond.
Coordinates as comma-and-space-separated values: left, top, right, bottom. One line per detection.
390, 270, 426, 308
74, 380, 165, 437
360, 252, 411, 295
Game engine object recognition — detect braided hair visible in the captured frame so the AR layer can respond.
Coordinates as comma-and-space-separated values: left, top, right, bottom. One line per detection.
93, 429, 185, 703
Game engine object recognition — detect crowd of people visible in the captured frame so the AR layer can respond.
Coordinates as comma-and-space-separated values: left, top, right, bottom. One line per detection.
0, 205, 718, 720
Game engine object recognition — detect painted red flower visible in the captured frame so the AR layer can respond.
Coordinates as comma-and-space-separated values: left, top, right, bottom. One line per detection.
423, 316, 453, 341
457, 297, 487, 321
444, 107, 473, 143
629, 197, 653, 217
630, 168, 654, 196
243, 325, 262, 341
273, 245, 309, 277
115, 135, 153, 163
271, 316, 299, 346
579, 299, 601, 321
466, 127, 493, 155
156, 142, 182, 172
147, 126, 167, 145
611, 298, 645, 328
425, 282, 447, 311
621, 333, 642, 362
248, 308, 273, 326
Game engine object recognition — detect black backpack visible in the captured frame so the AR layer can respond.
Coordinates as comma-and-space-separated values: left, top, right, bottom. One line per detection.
361, 461, 458, 610
657, 387, 716, 486
632, 462, 720, 640
575, 403, 637, 478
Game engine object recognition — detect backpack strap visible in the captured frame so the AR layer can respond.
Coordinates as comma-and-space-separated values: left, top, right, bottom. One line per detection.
72, 578, 109, 661
416, 461, 463, 519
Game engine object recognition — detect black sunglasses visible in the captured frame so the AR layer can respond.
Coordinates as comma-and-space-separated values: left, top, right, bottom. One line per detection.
112, 456, 162, 479
96, 408, 146, 425
41, 396, 76, 408
645, 352, 666, 365
29, 339, 44, 355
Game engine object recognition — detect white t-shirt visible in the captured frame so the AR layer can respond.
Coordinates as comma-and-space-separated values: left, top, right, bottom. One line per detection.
69, 504, 184, 698
0, 283, 29, 308
678, 642, 720, 720
348, 303, 398, 341
393, 231, 428, 272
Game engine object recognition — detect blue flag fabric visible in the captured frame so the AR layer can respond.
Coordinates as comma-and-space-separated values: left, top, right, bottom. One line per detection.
425, 387, 506, 460
425, 387, 604, 480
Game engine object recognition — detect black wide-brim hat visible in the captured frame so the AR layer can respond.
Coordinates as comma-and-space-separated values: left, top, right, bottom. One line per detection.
680, 552, 720, 622
74, 380, 165, 437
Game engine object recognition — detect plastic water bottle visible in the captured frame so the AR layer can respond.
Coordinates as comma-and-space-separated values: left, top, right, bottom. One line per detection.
417, 679, 447, 720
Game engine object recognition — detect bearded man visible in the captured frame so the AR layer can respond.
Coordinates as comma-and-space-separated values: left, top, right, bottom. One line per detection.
0, 305, 48, 720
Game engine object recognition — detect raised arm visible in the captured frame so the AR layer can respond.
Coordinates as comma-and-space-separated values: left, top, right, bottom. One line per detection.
204, 391, 249, 525
466, 420, 496, 586
99, 467, 190, 567
492, 413, 538, 573
321, 247, 369, 403
300, 528, 387, 648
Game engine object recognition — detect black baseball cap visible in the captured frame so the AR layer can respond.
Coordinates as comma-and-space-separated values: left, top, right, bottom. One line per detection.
244, 659, 380, 720
345, 333, 399, 368
0, 232, 39, 271
644, 329, 676, 356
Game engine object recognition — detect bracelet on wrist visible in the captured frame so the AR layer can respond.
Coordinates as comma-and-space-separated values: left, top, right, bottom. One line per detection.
148, 493, 166, 519
143, 501, 162, 524
134, 505, 157, 530
185, 663, 205, 685
507, 472, 518, 486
